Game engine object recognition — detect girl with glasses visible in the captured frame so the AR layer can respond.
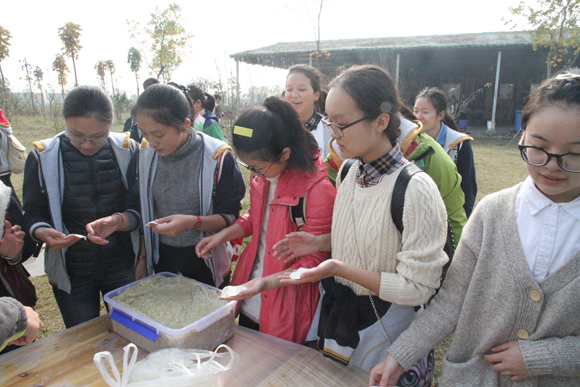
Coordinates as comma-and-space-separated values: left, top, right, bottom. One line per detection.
370, 70, 580, 386
196, 97, 336, 344
87, 83, 245, 289
414, 88, 477, 218
22, 86, 139, 328
277, 65, 448, 383
285, 65, 332, 158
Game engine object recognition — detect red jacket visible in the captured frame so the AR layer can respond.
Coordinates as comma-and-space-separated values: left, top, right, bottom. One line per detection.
232, 156, 336, 343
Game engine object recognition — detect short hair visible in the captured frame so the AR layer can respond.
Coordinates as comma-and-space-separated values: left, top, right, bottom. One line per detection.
63, 86, 113, 123
143, 78, 160, 90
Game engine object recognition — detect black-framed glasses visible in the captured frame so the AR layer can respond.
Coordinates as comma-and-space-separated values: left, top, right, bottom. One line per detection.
65, 130, 109, 146
519, 145, 580, 173
236, 158, 276, 177
321, 116, 367, 138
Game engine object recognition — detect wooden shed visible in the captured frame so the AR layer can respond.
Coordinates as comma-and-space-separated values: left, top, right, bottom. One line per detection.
231, 31, 550, 128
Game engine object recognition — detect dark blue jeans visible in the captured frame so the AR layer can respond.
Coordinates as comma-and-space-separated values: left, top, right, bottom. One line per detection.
52, 268, 135, 329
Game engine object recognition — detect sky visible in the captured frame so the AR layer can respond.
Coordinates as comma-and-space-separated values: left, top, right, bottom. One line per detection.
1, 0, 524, 99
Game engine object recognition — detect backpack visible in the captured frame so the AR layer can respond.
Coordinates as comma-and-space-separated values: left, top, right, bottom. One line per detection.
339, 159, 455, 301
0, 130, 27, 174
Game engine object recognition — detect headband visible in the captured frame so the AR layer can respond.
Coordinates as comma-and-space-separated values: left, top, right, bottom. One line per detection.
233, 125, 253, 137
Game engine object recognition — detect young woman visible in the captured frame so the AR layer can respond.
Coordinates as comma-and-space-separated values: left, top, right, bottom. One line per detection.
196, 97, 336, 344
87, 84, 245, 288
187, 84, 225, 141
23, 86, 138, 328
370, 71, 580, 386
285, 64, 331, 158
415, 88, 477, 217
277, 65, 448, 379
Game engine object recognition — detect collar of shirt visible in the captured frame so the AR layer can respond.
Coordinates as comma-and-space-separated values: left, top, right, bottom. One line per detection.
304, 111, 322, 131
435, 122, 447, 148
521, 176, 580, 220
355, 144, 408, 187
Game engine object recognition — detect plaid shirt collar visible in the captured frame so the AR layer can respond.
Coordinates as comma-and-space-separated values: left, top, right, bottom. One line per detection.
304, 111, 322, 131
356, 144, 409, 187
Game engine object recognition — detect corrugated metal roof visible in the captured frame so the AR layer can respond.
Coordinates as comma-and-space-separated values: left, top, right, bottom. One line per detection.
231, 31, 531, 57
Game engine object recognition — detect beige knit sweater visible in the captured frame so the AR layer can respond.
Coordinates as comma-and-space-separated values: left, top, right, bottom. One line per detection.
388, 183, 580, 386
332, 162, 448, 306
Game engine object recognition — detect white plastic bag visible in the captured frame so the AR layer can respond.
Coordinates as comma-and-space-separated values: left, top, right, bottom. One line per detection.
94, 343, 138, 387
127, 345, 238, 387
94, 344, 237, 387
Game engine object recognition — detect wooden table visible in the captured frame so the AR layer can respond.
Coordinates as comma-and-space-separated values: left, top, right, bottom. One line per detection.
0, 315, 370, 386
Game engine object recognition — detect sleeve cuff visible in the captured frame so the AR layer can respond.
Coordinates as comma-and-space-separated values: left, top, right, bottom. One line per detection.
30, 222, 52, 243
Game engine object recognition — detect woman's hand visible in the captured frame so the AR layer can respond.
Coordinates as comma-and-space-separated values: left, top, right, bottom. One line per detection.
368, 355, 404, 387
86, 215, 123, 245
0, 221, 24, 259
8, 306, 43, 346
150, 215, 196, 238
195, 234, 225, 259
35, 228, 78, 250
135, 257, 148, 280
484, 341, 530, 382
218, 278, 266, 301
273, 232, 320, 263
278, 260, 339, 284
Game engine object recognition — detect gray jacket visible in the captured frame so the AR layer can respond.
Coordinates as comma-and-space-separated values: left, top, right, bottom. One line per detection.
388, 183, 580, 386
30, 132, 138, 293
139, 132, 233, 287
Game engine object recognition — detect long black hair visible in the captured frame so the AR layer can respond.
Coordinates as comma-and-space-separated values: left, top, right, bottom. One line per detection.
415, 87, 460, 131
233, 96, 319, 172
131, 84, 192, 133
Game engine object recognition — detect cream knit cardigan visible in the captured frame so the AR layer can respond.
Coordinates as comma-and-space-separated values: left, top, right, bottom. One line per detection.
333, 162, 448, 306
388, 183, 580, 386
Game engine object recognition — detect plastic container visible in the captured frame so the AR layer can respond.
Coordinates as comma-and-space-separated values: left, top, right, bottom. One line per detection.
515, 109, 523, 132
104, 272, 236, 353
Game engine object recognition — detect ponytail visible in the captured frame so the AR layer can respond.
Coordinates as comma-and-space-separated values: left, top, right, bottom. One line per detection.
233, 96, 318, 172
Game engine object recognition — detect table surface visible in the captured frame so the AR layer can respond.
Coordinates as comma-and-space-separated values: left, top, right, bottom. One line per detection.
0, 315, 370, 387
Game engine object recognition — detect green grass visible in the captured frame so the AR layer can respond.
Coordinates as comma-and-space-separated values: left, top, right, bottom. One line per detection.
17, 115, 528, 384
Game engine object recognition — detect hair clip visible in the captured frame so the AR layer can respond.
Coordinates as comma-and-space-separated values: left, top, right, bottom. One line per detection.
233, 125, 253, 137
167, 81, 190, 95
555, 72, 580, 81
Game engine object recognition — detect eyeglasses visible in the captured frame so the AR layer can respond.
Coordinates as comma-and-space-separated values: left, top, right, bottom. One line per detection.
519, 145, 580, 173
65, 131, 109, 146
321, 116, 367, 138
236, 158, 276, 177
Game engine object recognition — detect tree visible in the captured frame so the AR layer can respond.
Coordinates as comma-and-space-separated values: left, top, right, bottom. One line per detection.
127, 47, 142, 95
0, 26, 12, 85
127, 4, 193, 81
20, 58, 35, 113
58, 22, 82, 86
506, 0, 580, 77
105, 60, 115, 95
33, 66, 45, 112
52, 53, 69, 96
95, 60, 107, 90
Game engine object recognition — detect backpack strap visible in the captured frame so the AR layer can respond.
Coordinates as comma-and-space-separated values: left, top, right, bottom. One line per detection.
289, 194, 307, 231
390, 163, 423, 234
339, 158, 357, 184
